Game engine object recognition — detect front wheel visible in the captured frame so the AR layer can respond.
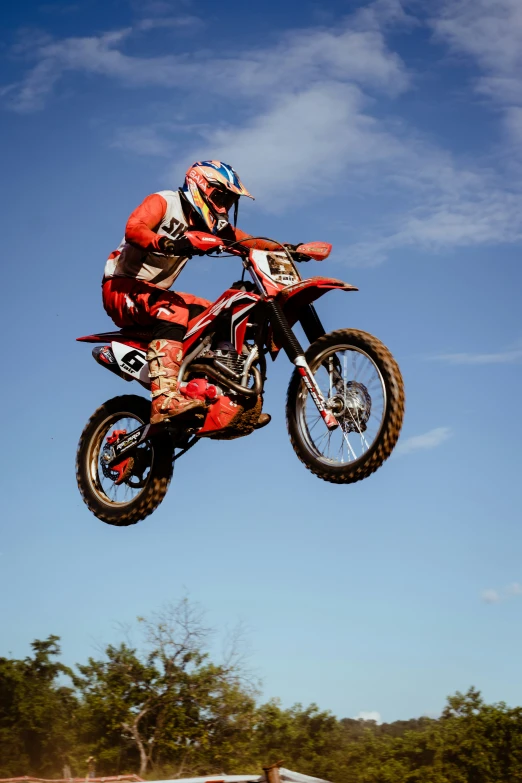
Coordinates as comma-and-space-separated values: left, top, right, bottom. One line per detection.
286, 330, 405, 484
76, 395, 174, 526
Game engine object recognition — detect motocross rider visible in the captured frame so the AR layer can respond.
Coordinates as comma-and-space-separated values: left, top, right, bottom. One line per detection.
103, 161, 283, 426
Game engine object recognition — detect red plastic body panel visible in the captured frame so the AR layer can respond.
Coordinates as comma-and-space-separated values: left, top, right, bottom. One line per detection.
247, 248, 284, 297
296, 242, 332, 260
196, 396, 239, 436
278, 276, 357, 312
76, 289, 258, 358
230, 301, 255, 353
269, 276, 358, 354
184, 230, 225, 252
183, 289, 260, 353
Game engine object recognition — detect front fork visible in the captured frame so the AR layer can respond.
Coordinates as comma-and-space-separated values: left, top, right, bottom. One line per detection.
268, 301, 338, 431
294, 356, 338, 430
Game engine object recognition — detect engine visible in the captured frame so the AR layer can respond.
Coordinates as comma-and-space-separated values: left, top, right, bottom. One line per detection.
212, 349, 246, 376
210, 341, 248, 378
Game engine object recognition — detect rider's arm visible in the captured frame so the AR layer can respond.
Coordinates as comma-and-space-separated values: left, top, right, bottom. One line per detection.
125, 194, 168, 251
226, 226, 283, 252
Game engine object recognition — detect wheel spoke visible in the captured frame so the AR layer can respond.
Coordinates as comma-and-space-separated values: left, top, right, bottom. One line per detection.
341, 429, 357, 460
308, 416, 322, 433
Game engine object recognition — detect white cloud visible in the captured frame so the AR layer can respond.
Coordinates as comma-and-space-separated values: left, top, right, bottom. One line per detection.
390, 191, 522, 248
395, 427, 452, 457
6, 29, 134, 112
504, 106, 522, 144
481, 583, 522, 603
342, 151, 522, 264
1, 6, 416, 216
112, 125, 174, 157
355, 710, 382, 723
352, 0, 417, 31
129, 0, 195, 17
481, 589, 501, 604
180, 27, 522, 233
136, 16, 201, 31
3, 11, 408, 113
431, 0, 522, 107
7, 57, 67, 114
191, 83, 405, 206
7, 0, 522, 264
432, 348, 522, 365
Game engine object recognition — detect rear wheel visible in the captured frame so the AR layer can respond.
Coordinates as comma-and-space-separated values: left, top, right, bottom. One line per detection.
76, 395, 174, 526
286, 330, 404, 484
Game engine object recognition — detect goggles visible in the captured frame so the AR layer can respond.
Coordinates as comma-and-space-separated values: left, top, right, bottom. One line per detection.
209, 187, 238, 212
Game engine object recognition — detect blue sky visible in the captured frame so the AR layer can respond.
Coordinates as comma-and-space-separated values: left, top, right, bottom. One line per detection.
1, 0, 522, 728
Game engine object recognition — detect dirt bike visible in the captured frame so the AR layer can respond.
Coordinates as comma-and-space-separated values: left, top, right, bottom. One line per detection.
76, 232, 405, 526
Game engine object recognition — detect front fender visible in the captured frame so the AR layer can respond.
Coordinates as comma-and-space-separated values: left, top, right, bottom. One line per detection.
277, 276, 358, 327
266, 276, 358, 357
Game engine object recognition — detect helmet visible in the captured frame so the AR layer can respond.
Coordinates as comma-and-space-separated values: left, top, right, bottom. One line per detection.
183, 160, 254, 234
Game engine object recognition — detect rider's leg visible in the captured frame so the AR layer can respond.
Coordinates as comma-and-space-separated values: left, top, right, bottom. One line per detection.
179, 292, 271, 428
102, 279, 271, 426
144, 292, 210, 424
102, 279, 210, 329
147, 335, 205, 425
102, 280, 208, 423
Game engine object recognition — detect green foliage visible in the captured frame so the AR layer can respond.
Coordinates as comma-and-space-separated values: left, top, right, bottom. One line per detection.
71, 599, 260, 777
253, 701, 346, 781
0, 636, 77, 777
3, 611, 522, 783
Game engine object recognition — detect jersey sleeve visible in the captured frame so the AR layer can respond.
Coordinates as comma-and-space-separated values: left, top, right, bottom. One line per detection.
125, 193, 168, 251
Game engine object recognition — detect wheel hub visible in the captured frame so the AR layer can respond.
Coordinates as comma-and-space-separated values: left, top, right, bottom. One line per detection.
329, 381, 371, 432
101, 430, 151, 487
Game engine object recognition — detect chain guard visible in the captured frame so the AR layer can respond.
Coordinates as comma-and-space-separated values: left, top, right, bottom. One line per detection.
101, 439, 152, 487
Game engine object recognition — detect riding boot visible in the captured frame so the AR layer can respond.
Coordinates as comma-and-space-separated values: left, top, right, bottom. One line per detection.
147, 339, 206, 425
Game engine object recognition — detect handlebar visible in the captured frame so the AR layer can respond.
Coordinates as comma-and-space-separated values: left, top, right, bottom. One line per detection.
181, 230, 331, 262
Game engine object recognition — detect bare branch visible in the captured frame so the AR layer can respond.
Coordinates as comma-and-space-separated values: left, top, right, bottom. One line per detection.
139, 596, 213, 667
220, 619, 260, 695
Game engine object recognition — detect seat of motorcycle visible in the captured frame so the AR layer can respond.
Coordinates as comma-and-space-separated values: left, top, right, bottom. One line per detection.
77, 326, 153, 343
117, 326, 154, 340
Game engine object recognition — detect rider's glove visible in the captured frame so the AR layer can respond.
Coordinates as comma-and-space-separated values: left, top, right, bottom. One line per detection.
158, 235, 204, 256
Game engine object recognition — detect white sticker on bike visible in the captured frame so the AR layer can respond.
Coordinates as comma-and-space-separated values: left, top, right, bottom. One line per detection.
112, 342, 150, 385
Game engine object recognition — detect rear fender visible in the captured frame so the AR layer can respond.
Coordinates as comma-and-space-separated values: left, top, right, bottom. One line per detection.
77, 330, 150, 347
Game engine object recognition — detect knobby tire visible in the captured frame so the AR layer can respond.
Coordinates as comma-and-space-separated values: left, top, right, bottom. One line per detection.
286, 329, 405, 484
76, 395, 174, 526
